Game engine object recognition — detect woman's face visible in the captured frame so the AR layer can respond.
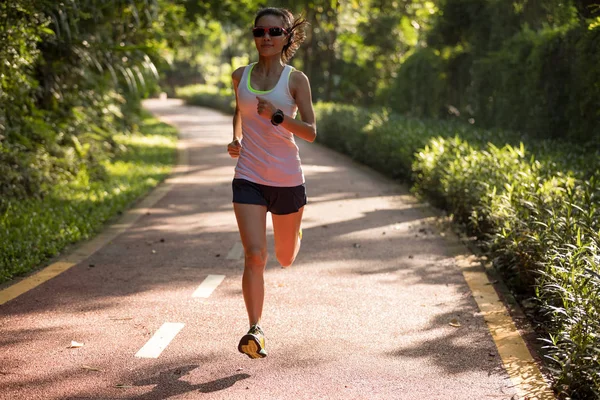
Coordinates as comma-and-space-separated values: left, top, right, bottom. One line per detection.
253, 14, 289, 59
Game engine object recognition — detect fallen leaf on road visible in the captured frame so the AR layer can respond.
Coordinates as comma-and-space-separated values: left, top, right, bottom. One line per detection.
68, 341, 84, 348
151, 249, 156, 254
82, 365, 103, 372
353, 243, 361, 248
449, 319, 461, 327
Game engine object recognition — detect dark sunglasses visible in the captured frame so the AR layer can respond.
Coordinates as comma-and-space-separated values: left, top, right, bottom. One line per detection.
252, 26, 288, 38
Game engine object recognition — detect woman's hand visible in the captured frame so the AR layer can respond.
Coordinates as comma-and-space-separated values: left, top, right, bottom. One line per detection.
256, 96, 277, 120
227, 139, 242, 158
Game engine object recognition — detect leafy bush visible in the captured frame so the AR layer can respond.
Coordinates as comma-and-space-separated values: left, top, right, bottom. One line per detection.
0, 114, 177, 283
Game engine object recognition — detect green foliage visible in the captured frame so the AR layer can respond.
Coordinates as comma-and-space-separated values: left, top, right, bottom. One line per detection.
0, 0, 183, 208
170, 1, 437, 105
176, 85, 235, 114
182, 0, 257, 25
0, 114, 177, 283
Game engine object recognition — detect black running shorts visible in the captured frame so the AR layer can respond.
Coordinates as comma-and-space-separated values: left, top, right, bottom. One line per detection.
232, 178, 307, 215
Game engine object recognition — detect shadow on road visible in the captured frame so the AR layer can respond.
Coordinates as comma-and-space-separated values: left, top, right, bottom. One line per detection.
129, 365, 250, 398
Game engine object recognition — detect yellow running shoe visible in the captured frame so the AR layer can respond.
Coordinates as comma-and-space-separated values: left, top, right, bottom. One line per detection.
238, 324, 267, 359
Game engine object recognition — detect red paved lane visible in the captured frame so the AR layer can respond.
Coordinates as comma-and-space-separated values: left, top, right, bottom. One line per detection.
0, 99, 519, 399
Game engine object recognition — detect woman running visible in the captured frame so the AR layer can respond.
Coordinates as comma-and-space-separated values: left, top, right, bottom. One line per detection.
227, 7, 316, 359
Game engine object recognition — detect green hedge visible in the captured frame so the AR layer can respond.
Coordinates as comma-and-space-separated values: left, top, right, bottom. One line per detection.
316, 103, 599, 400
413, 137, 599, 399
177, 87, 599, 397
0, 113, 177, 283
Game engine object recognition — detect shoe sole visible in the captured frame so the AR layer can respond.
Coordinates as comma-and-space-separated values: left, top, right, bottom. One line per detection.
238, 334, 267, 359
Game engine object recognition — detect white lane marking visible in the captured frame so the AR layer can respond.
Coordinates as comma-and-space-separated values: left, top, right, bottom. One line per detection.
192, 274, 226, 298
226, 241, 244, 260
135, 322, 185, 359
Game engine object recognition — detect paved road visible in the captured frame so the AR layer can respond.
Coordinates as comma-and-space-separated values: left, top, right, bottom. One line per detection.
1, 99, 530, 399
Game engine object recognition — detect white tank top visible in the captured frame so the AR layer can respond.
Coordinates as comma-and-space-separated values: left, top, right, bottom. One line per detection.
234, 62, 304, 187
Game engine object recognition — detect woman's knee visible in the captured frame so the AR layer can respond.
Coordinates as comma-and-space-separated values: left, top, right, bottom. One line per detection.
275, 250, 295, 268
245, 246, 268, 269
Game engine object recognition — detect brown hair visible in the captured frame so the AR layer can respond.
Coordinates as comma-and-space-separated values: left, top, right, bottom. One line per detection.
254, 7, 308, 63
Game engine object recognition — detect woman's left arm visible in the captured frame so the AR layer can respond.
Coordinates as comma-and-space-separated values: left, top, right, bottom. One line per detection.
256, 70, 317, 143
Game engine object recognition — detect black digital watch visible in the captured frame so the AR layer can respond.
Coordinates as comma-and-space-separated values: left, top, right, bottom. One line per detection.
271, 109, 284, 126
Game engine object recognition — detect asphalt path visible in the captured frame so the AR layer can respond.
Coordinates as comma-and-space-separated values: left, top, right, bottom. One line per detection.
0, 99, 540, 399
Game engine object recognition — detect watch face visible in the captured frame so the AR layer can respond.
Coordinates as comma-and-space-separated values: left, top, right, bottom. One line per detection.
272, 110, 284, 124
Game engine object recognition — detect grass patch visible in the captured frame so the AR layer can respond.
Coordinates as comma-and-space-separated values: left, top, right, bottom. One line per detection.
0, 113, 177, 284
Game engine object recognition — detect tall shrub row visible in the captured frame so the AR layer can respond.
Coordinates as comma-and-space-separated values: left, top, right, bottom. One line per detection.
392, 20, 600, 143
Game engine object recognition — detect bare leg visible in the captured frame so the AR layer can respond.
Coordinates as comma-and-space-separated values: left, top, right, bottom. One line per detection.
272, 206, 304, 268
233, 203, 268, 326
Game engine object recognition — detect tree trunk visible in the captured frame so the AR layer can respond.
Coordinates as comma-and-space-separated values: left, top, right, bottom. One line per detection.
324, 1, 340, 102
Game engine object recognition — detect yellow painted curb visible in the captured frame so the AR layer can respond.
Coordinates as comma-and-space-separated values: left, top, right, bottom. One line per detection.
455, 255, 555, 400
0, 111, 187, 306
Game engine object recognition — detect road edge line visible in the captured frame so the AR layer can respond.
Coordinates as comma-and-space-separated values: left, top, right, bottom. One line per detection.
455, 254, 555, 400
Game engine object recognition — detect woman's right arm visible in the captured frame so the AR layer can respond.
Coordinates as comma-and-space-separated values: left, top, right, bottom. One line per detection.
228, 67, 245, 158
